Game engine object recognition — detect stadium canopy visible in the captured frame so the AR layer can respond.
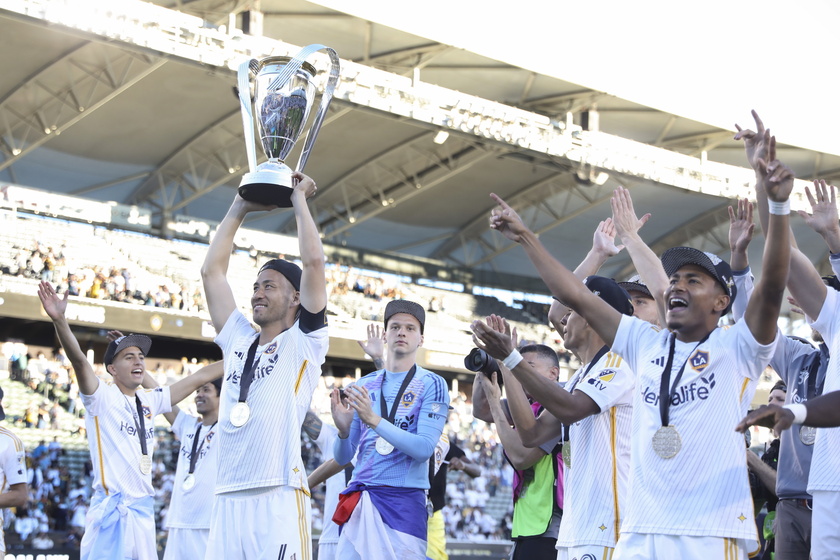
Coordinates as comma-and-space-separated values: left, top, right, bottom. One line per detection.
0, 0, 836, 298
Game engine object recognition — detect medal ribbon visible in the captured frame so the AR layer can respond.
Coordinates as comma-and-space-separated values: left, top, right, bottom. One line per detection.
563, 345, 610, 443
379, 365, 417, 424
132, 396, 149, 459
237, 337, 261, 404
658, 331, 711, 427
187, 421, 217, 475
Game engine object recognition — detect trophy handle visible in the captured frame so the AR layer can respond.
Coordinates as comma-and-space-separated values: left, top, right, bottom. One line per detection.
237, 59, 259, 175
263, 44, 341, 174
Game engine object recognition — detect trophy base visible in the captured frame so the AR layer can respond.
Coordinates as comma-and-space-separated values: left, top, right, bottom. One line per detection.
238, 169, 294, 208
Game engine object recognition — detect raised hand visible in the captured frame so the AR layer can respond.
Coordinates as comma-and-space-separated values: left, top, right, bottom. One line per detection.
106, 330, 125, 343
757, 136, 794, 202
330, 387, 355, 437
489, 193, 530, 243
592, 217, 626, 258
470, 317, 515, 360
291, 171, 318, 200
357, 324, 385, 362
37, 281, 68, 322
610, 186, 651, 242
734, 110, 769, 171
799, 180, 839, 238
728, 198, 755, 254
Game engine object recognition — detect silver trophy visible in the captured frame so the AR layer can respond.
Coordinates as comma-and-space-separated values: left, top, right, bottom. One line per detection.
237, 45, 340, 207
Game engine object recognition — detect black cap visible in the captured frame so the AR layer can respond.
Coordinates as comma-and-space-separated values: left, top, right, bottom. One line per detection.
617, 274, 652, 299
660, 247, 736, 314
583, 276, 634, 316
104, 334, 152, 366
258, 259, 302, 291
822, 275, 840, 292
384, 300, 426, 334
0, 386, 5, 421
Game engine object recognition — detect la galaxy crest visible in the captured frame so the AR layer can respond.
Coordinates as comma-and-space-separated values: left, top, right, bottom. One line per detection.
690, 349, 709, 372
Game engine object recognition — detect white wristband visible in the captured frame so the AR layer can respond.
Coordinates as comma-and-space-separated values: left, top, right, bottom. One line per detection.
502, 349, 523, 370
768, 200, 790, 215
784, 403, 808, 425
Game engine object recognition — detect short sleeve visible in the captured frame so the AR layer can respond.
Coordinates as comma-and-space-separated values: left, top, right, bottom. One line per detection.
729, 319, 778, 381
80, 380, 112, 416
811, 287, 839, 343
572, 354, 634, 412
170, 410, 192, 440
1, 436, 26, 486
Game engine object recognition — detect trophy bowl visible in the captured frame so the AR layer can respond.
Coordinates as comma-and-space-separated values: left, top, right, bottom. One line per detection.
238, 57, 318, 207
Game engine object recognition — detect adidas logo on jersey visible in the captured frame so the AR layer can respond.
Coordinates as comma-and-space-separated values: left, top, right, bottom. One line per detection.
641, 374, 715, 407
650, 356, 666, 367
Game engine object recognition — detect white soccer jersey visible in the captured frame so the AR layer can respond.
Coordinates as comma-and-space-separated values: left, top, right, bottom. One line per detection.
611, 315, 775, 547
314, 422, 345, 546
165, 412, 219, 529
215, 310, 329, 493
807, 287, 840, 492
81, 381, 171, 500
556, 350, 633, 549
0, 427, 27, 552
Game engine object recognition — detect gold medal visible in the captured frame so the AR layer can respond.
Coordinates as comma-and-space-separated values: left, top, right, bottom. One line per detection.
139, 454, 152, 475
561, 442, 571, 469
652, 425, 682, 459
799, 425, 817, 446
375, 437, 394, 455
230, 402, 251, 427
182, 473, 196, 491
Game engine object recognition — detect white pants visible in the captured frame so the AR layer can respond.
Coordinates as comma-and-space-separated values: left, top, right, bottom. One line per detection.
812, 490, 840, 560
557, 545, 614, 560
205, 486, 311, 560
164, 527, 210, 560
613, 533, 751, 560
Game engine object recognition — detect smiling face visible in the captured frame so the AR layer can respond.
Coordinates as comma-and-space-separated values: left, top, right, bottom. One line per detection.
251, 269, 299, 328
664, 264, 729, 340
195, 382, 221, 416
107, 346, 146, 392
384, 313, 424, 358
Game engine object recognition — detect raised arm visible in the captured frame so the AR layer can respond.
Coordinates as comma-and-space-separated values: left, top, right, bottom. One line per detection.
480, 373, 547, 469
357, 323, 385, 371
201, 196, 274, 331
471, 316, 599, 425
797, 180, 840, 254
610, 186, 667, 325
549, 217, 626, 321
37, 281, 98, 396
290, 172, 327, 313
728, 198, 756, 322
489, 193, 622, 345
737, 390, 840, 432
168, 361, 224, 406
743, 137, 793, 344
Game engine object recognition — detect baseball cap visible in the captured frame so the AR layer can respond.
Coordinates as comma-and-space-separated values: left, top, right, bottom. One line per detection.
384, 300, 426, 334
104, 334, 152, 366
583, 276, 634, 316
617, 274, 652, 299
660, 247, 736, 313
0, 386, 5, 421
258, 259, 302, 291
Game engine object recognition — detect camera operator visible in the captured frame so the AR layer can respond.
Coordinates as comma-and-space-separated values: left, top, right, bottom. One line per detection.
472, 276, 635, 560
471, 342, 563, 559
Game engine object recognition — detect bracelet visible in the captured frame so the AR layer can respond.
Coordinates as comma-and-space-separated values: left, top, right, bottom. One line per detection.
502, 349, 523, 370
768, 200, 790, 215
783, 403, 808, 425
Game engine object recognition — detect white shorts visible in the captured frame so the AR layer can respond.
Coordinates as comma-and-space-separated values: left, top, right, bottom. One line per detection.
164, 527, 210, 560
614, 533, 750, 560
205, 485, 311, 560
811, 490, 840, 560
557, 545, 614, 560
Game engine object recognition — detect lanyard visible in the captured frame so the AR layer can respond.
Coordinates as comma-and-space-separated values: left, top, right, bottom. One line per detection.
564, 345, 609, 442
658, 331, 711, 427
379, 365, 417, 424
238, 338, 261, 404
187, 421, 217, 474
125, 395, 149, 457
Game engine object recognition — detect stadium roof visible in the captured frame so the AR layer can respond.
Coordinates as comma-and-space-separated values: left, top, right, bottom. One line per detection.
0, 0, 836, 298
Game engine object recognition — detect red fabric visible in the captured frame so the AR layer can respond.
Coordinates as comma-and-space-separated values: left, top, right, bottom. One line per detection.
331, 490, 361, 526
